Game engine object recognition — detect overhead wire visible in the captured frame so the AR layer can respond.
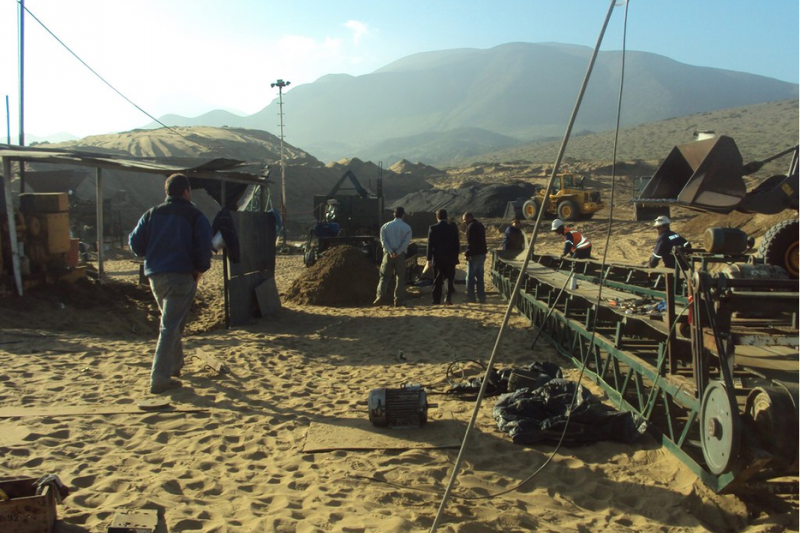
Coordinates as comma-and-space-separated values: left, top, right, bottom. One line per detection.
353, 2, 638, 511
428, 1, 625, 529
445, 0, 634, 502
17, 2, 225, 156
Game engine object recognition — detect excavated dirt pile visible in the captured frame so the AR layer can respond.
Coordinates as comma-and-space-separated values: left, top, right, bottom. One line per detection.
284, 245, 379, 307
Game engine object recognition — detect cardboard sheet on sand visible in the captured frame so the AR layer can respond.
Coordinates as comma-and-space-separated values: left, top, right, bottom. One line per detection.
303, 417, 466, 452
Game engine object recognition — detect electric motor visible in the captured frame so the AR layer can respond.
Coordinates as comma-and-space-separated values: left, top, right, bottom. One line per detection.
367, 384, 431, 428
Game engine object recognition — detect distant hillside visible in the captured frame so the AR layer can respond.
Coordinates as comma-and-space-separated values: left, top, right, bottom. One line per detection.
26, 132, 78, 145
358, 127, 521, 167
150, 42, 798, 165
473, 98, 799, 170
34, 98, 797, 236
42, 127, 431, 233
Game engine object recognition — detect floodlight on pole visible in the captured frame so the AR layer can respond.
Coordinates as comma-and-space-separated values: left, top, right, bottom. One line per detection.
270, 78, 290, 246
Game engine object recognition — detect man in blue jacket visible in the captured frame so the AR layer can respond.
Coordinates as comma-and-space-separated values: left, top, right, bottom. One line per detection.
129, 173, 213, 394
649, 215, 688, 269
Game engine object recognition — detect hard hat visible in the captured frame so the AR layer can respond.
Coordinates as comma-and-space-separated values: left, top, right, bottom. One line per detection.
653, 215, 671, 227
551, 219, 564, 231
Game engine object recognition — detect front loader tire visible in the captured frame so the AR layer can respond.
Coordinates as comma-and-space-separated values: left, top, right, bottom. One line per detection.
522, 199, 541, 221
557, 200, 578, 221
759, 219, 799, 278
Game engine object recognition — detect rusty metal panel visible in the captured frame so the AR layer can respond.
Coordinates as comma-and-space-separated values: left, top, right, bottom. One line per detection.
228, 211, 276, 276
0, 148, 268, 184
227, 270, 266, 327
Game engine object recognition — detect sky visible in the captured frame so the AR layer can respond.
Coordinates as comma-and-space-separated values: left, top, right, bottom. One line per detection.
1, 0, 798, 142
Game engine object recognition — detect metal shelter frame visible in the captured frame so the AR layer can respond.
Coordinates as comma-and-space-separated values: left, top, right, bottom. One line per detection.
1, 145, 269, 296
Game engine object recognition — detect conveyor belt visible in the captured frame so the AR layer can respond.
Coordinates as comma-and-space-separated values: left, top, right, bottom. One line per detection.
491, 251, 799, 494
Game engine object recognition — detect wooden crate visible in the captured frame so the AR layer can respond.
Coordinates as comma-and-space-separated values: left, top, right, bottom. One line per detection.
0, 477, 56, 533
19, 193, 69, 214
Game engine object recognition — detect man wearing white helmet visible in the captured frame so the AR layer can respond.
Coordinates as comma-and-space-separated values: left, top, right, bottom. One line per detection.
551, 219, 592, 259
649, 216, 688, 269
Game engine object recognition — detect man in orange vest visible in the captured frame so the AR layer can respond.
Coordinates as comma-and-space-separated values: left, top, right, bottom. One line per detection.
551, 219, 592, 259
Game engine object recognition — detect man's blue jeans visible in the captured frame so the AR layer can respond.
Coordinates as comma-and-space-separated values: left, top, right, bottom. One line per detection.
466, 254, 486, 303
148, 272, 196, 388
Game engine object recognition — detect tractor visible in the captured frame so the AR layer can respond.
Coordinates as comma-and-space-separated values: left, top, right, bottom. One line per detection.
518, 174, 605, 222
302, 170, 384, 267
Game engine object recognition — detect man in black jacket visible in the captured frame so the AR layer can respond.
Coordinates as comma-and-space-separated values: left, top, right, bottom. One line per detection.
426, 209, 460, 305
462, 212, 488, 303
502, 219, 525, 251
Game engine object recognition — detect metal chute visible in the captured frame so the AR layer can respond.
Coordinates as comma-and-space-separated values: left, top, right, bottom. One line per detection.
638, 135, 747, 214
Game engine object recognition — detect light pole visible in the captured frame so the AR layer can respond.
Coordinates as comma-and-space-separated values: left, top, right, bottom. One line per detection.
270, 79, 290, 247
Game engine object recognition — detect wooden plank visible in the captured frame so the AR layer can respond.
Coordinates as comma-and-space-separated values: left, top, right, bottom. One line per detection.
303, 417, 464, 453
0, 404, 208, 418
109, 509, 158, 532
735, 345, 799, 382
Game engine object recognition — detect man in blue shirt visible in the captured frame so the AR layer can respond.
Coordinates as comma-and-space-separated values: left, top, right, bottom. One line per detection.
129, 173, 213, 394
375, 206, 412, 307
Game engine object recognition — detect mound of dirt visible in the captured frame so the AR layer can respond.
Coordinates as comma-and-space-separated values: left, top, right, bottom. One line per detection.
0, 275, 158, 336
284, 246, 379, 307
391, 182, 539, 218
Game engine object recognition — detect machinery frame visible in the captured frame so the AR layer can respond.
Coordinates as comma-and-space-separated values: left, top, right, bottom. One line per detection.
491, 251, 798, 494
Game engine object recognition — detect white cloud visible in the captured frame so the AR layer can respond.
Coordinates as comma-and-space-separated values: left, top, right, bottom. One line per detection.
344, 20, 368, 45
276, 34, 344, 63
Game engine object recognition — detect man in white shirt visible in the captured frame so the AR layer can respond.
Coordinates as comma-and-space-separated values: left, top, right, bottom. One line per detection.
375, 207, 413, 307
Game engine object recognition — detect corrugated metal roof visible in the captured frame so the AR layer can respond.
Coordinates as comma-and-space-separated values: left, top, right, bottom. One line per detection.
0, 146, 269, 184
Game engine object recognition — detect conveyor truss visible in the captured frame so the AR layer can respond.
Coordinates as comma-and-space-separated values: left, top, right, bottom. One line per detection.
491, 250, 798, 494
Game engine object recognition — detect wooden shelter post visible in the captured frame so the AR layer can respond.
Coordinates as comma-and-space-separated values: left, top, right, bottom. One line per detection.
2, 157, 23, 295
95, 167, 104, 282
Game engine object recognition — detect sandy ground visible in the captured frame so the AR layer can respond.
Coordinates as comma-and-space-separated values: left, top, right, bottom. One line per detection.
0, 215, 797, 533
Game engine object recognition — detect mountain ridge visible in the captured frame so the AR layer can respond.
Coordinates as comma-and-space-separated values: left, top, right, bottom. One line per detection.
143, 42, 797, 165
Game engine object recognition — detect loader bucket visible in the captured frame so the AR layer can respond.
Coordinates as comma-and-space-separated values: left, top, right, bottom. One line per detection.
638, 135, 747, 214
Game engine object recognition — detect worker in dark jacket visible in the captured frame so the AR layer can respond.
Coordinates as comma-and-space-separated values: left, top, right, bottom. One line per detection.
502, 219, 525, 251
129, 173, 213, 394
551, 218, 592, 259
462, 212, 488, 303
649, 215, 688, 269
426, 209, 460, 305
